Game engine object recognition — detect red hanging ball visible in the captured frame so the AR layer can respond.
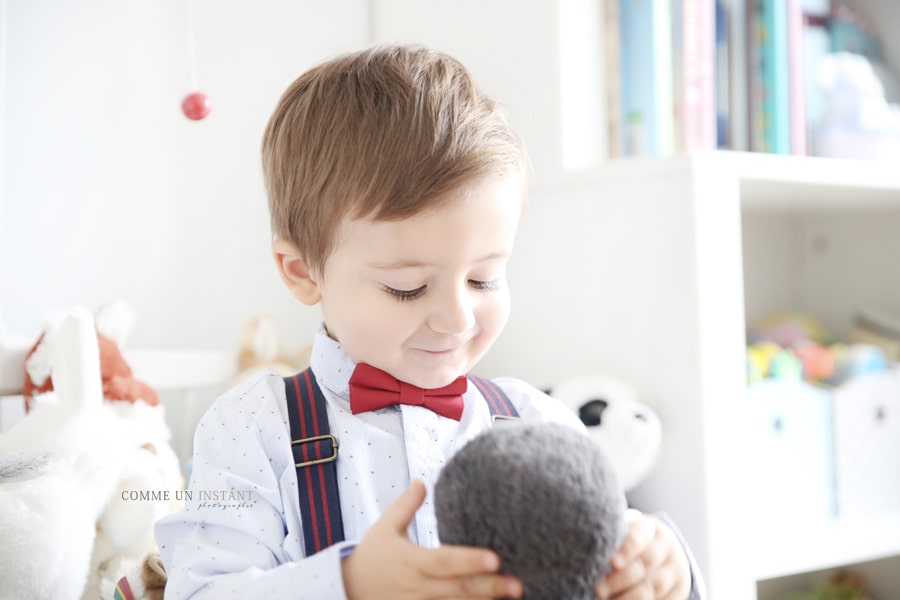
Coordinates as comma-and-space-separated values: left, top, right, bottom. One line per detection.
181, 92, 212, 121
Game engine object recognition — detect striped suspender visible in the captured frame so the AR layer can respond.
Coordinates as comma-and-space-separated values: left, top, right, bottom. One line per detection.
469, 375, 520, 422
285, 370, 519, 554
284, 369, 343, 555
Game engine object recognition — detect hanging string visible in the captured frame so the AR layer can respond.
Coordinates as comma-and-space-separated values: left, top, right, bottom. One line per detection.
187, 0, 198, 90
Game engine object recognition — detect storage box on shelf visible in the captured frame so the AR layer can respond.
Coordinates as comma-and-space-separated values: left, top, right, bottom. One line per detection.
832, 365, 900, 518
742, 379, 836, 525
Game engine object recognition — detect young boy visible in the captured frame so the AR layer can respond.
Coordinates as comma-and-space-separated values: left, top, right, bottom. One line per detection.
155, 44, 703, 599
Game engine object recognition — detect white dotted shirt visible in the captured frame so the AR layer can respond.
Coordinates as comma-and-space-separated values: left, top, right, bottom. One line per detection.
154, 327, 585, 599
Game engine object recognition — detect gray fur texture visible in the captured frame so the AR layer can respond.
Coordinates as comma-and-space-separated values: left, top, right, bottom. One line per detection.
435, 423, 627, 599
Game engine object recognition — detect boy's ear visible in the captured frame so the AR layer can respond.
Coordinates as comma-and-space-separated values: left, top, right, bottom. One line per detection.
272, 239, 322, 305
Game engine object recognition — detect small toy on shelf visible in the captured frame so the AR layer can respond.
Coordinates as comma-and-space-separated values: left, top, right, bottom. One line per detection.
746, 310, 890, 386
747, 341, 804, 383
825, 343, 889, 386
779, 570, 872, 600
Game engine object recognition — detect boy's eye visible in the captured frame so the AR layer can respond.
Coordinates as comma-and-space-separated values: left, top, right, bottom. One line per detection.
383, 285, 426, 301
469, 279, 499, 291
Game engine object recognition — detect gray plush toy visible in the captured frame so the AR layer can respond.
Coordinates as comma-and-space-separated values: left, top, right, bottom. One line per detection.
435, 422, 627, 600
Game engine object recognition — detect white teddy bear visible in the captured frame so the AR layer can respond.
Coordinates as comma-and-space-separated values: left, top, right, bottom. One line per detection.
549, 374, 662, 492
0, 308, 181, 600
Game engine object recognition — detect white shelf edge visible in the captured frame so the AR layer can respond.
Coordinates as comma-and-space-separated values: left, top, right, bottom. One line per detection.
532, 151, 900, 212
752, 509, 900, 581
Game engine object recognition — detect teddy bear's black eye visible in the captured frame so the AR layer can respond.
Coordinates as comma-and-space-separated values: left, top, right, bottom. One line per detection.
579, 399, 608, 426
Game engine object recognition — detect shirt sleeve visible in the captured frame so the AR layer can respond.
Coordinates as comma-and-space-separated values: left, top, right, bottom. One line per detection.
154, 377, 355, 599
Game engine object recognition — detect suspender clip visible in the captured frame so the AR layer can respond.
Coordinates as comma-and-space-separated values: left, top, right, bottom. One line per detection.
491, 414, 520, 424
292, 434, 339, 468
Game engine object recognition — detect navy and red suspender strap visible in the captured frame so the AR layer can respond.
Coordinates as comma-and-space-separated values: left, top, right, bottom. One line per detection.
468, 375, 520, 421
284, 370, 343, 555
284, 369, 519, 554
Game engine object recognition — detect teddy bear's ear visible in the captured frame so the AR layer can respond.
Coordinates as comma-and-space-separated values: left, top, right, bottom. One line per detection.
239, 314, 283, 368
142, 553, 168, 597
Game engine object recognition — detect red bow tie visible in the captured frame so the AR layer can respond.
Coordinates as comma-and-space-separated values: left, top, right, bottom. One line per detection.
348, 363, 467, 420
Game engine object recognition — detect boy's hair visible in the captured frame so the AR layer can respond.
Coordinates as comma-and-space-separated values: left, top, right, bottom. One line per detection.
261, 44, 525, 273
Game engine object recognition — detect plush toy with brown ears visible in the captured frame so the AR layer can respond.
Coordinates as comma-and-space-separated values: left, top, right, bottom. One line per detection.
22, 301, 159, 412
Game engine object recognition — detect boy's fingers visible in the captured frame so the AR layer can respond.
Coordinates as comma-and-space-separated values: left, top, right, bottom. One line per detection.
417, 545, 500, 578
432, 573, 523, 600
611, 515, 657, 569
379, 478, 427, 534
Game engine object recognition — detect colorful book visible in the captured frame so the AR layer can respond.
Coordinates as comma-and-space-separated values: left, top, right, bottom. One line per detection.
715, 0, 730, 149
748, 0, 766, 152
788, 0, 807, 154
679, 0, 717, 151
759, 0, 791, 154
618, 0, 674, 156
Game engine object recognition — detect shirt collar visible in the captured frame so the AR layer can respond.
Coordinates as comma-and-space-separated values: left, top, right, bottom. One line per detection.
308, 323, 357, 403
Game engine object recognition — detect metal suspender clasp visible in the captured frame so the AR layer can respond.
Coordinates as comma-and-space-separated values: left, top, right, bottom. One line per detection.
292, 434, 339, 468
490, 414, 520, 424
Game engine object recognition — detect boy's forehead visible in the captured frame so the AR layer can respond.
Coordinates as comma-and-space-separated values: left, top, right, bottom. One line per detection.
334, 174, 523, 258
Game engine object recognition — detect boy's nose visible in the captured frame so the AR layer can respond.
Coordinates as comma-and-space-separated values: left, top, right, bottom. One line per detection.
428, 288, 476, 334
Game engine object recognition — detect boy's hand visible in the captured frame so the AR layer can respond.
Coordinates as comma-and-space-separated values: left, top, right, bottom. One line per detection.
342, 479, 523, 600
596, 513, 691, 600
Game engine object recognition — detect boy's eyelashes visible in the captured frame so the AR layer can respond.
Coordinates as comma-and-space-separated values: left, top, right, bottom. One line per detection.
383, 285, 426, 302
469, 279, 499, 291
382, 279, 501, 302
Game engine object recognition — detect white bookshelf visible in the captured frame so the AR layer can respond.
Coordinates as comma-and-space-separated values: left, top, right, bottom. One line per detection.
483, 150, 900, 599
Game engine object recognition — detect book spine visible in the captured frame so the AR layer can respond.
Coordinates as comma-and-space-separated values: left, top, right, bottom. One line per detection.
605, 0, 623, 158
652, 0, 674, 154
715, 0, 730, 149
788, 0, 807, 154
680, 0, 717, 151
760, 0, 791, 154
619, 0, 674, 155
748, 0, 766, 151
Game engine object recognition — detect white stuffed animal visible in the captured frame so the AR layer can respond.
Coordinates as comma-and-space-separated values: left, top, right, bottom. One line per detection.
549, 375, 662, 491
813, 51, 900, 159
0, 308, 181, 600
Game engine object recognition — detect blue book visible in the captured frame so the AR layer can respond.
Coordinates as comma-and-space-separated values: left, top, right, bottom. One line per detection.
759, 0, 791, 154
715, 0, 730, 148
619, 0, 674, 156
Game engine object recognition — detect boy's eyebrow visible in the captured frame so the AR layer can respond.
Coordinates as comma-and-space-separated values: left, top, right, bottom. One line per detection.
367, 251, 510, 270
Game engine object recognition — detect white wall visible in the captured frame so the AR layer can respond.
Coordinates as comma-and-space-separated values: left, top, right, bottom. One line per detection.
0, 0, 369, 351
1, 0, 610, 371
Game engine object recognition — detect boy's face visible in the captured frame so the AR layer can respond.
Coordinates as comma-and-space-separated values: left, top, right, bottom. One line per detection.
318, 174, 522, 389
